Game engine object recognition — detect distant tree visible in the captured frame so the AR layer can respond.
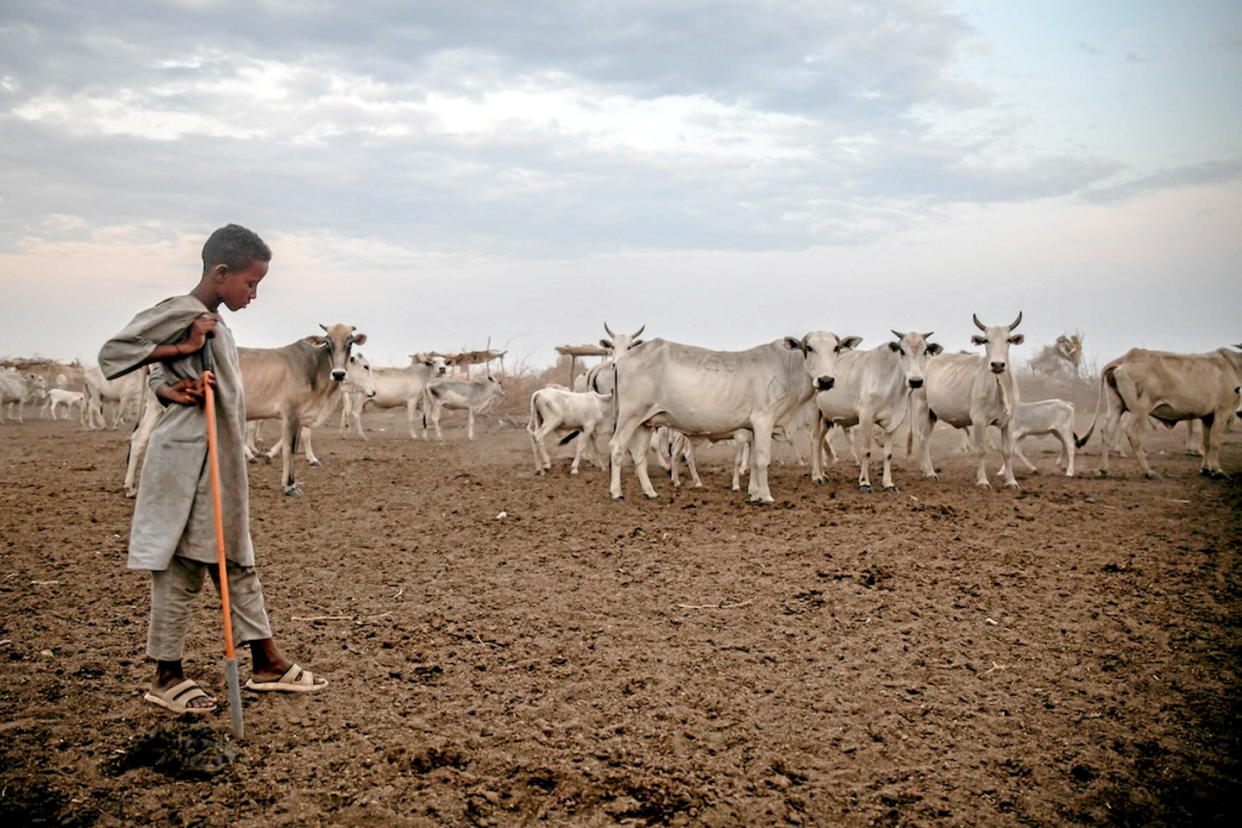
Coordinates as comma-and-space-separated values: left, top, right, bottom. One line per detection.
1029, 333, 1084, 378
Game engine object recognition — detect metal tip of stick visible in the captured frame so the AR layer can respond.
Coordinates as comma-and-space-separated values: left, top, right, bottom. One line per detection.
225, 657, 244, 740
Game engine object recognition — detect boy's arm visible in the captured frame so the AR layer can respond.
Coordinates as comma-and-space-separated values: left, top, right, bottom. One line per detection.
99, 311, 218, 379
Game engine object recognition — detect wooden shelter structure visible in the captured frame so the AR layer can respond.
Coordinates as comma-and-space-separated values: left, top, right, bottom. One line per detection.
432, 349, 507, 376
554, 344, 611, 387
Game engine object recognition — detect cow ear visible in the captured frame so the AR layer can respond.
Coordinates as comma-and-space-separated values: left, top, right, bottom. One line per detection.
304, 335, 328, 348
927, 343, 944, 356
842, 336, 863, 350
887, 341, 901, 352
600, 339, 612, 349
1008, 334, 1025, 345
352, 333, 367, 346
631, 339, 643, 347
971, 335, 987, 346
783, 336, 803, 351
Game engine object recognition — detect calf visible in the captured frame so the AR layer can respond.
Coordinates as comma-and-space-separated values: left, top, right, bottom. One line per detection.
528, 385, 613, 474
425, 376, 505, 440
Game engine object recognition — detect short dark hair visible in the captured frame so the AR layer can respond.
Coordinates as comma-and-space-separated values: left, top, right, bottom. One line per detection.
202, 224, 271, 274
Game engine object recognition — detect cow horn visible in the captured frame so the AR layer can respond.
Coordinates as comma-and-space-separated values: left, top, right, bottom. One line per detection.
604, 322, 616, 338
891, 330, 905, 340
1009, 311, 1023, 331
633, 324, 645, 338
923, 331, 934, 339
319, 323, 329, 332
972, 314, 986, 332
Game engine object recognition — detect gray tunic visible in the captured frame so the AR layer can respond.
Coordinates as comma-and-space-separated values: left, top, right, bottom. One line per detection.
99, 295, 254, 571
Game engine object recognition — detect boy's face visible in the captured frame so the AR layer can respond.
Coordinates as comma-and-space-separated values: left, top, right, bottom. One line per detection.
216, 259, 268, 312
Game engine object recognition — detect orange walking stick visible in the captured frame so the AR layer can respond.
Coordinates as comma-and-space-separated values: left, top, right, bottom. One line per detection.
201, 340, 244, 739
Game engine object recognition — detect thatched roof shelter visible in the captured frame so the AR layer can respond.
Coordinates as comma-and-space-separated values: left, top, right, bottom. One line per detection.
554, 344, 612, 385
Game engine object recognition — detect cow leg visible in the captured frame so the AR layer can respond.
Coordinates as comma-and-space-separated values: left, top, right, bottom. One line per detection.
466, 407, 475, 440
124, 393, 160, 498
609, 418, 645, 500
430, 401, 444, 441
651, 429, 671, 470
408, 398, 422, 440
731, 438, 746, 491
1059, 426, 1076, 477
1018, 439, 1038, 472
878, 424, 897, 492
570, 427, 593, 475
998, 423, 1019, 488
281, 416, 303, 496
747, 421, 777, 504
1001, 437, 1037, 475
1184, 420, 1204, 457
668, 437, 682, 487
856, 413, 876, 493
971, 420, 991, 488
682, 438, 704, 488
810, 415, 826, 483
914, 400, 939, 480
1201, 414, 1227, 478
302, 426, 320, 466
629, 429, 659, 499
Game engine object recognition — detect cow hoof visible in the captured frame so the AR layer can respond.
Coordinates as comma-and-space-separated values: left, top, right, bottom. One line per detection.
612, 495, 625, 502
643, 493, 659, 500
284, 486, 304, 497
883, 486, 898, 493
1004, 482, 1020, 490
308, 460, 322, 467
976, 482, 992, 489
858, 484, 873, 494
922, 473, 939, 481
811, 475, 826, 484
1145, 472, 1161, 480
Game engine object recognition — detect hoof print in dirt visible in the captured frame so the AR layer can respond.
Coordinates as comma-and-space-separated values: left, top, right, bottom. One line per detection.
105, 719, 237, 781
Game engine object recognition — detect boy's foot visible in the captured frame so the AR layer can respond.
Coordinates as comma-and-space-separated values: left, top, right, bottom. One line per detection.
144, 678, 217, 714
245, 663, 328, 693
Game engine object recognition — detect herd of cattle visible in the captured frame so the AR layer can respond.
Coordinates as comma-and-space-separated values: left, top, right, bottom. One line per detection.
1, 314, 1240, 502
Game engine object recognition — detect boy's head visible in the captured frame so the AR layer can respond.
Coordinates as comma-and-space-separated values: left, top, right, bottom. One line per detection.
200, 224, 271, 312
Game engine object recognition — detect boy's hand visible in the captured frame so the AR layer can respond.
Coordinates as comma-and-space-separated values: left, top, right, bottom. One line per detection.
180, 314, 219, 354
157, 377, 213, 406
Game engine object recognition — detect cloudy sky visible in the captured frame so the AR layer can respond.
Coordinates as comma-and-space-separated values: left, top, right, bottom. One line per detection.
1, 0, 1239, 370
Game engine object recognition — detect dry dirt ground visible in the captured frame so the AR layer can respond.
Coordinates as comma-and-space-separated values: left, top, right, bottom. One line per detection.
1, 409, 1239, 826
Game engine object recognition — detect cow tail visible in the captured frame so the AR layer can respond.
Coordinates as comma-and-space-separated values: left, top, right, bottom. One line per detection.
528, 391, 540, 435
1075, 370, 1109, 448
559, 431, 581, 445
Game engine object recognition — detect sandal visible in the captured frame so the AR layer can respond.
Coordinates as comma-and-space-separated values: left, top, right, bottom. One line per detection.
244, 663, 328, 693
143, 678, 217, 714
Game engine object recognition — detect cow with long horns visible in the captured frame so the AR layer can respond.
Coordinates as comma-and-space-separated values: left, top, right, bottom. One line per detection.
913, 313, 1025, 488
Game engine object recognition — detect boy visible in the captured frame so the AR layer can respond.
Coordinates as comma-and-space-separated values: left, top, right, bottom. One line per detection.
100, 224, 327, 714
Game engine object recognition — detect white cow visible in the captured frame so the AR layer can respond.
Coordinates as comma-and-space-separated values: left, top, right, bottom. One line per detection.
338, 353, 449, 440
82, 365, 145, 429
914, 313, 1025, 488
607, 332, 861, 503
424, 376, 505, 440
528, 385, 614, 474
246, 350, 377, 466
812, 331, 942, 493
1002, 399, 1078, 477
239, 323, 367, 495
0, 372, 48, 423
1077, 345, 1242, 478
42, 388, 84, 421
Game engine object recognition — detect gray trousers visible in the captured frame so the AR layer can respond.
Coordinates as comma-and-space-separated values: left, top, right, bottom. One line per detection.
147, 555, 273, 661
